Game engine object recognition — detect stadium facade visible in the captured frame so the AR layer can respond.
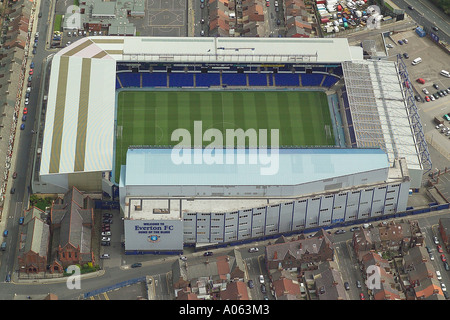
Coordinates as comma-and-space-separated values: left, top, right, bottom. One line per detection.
33, 37, 429, 254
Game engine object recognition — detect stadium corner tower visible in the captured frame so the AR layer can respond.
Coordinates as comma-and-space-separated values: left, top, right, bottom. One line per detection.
34, 37, 430, 254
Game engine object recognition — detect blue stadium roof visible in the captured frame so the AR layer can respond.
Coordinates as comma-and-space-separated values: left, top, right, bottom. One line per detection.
123, 148, 389, 187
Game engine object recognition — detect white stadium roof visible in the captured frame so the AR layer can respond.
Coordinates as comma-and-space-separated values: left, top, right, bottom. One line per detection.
40, 36, 362, 177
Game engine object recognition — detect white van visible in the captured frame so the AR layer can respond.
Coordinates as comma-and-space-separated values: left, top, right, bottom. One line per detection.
411, 57, 422, 65
440, 70, 450, 78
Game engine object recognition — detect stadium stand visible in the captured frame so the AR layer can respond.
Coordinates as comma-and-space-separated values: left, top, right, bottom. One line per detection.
195, 72, 221, 87
300, 73, 324, 87
321, 75, 340, 88
169, 73, 194, 87
222, 73, 247, 86
117, 72, 140, 88
274, 73, 300, 86
248, 73, 268, 86
142, 72, 167, 87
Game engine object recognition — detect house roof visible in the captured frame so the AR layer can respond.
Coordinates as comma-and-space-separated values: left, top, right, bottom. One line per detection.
273, 278, 301, 298
221, 281, 249, 300
414, 278, 443, 299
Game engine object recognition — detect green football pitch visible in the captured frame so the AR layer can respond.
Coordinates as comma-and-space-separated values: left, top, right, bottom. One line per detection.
115, 90, 334, 182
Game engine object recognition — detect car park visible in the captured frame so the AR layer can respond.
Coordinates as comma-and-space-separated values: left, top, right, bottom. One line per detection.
100, 254, 110, 259
131, 262, 142, 268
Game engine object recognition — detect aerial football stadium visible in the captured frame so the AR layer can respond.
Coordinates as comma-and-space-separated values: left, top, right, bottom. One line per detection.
33, 36, 431, 254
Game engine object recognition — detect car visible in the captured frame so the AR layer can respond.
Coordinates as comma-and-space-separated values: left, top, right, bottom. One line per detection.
276, 19, 281, 25
441, 90, 447, 96
12, 172, 17, 179
438, 91, 444, 97
101, 237, 111, 242
416, 78, 425, 84
350, 227, 359, 232
100, 254, 110, 259
430, 95, 435, 101
360, 293, 365, 300
422, 88, 429, 95
23, 107, 28, 115
274, 0, 279, 6
103, 219, 112, 224
442, 283, 447, 292
18, 217, 24, 225
102, 227, 110, 232
78, 30, 82, 36
441, 254, 447, 262
261, 284, 267, 294
20, 123, 25, 130
131, 262, 142, 268
433, 93, 439, 99
93, 31, 97, 36
402, 39, 408, 44
436, 270, 442, 280
200, 3, 205, 8
5, 273, 10, 283
386, 44, 393, 48
444, 291, 449, 299
438, 245, 443, 253
259, 275, 265, 283
32, 48, 36, 55
415, 95, 422, 102
10, 187, 15, 194
408, 5, 414, 9
30, 62, 34, 69
3, 230, 8, 237
266, 1, 270, 6
335, 229, 345, 234
432, 26, 439, 31
398, 40, 403, 45
344, 282, 350, 290
68, 31, 71, 37
248, 280, 254, 288
103, 223, 110, 228
29, 69, 33, 75
101, 231, 111, 236
203, 251, 213, 256
25, 98, 29, 105
433, 83, 439, 90
356, 280, 361, 288
38, 12, 42, 18
430, 253, 435, 261
180, 255, 187, 261
103, 213, 113, 218
248, 247, 259, 253
101, 241, 110, 246
444, 261, 450, 271
425, 96, 430, 102
200, 30, 205, 36
200, 18, 205, 24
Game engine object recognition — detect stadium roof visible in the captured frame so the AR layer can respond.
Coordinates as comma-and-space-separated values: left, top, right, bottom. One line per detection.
342, 60, 422, 175
122, 148, 389, 187
40, 36, 362, 176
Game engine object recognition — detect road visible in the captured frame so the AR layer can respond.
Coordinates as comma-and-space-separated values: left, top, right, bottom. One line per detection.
391, 0, 450, 43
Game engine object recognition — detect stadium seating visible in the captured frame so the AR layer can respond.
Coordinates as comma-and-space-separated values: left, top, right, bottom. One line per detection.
117, 73, 140, 88
321, 75, 339, 88
142, 72, 167, 87
222, 73, 246, 86
169, 73, 194, 87
274, 73, 300, 86
116, 76, 122, 89
195, 73, 221, 87
248, 73, 268, 86
300, 73, 324, 87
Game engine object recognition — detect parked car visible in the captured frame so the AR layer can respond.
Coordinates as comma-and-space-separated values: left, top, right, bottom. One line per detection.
12, 172, 17, 179
416, 78, 425, 84
101, 237, 111, 242
438, 245, 443, 253
259, 275, 265, 284
403, 52, 409, 59
101, 231, 111, 236
3, 230, 8, 237
248, 280, 254, 288
203, 251, 213, 256
180, 255, 187, 261
248, 247, 259, 253
344, 282, 350, 290
430, 253, 435, 261
19, 217, 24, 225
433, 83, 439, 90
350, 227, 359, 232
425, 96, 430, 102
356, 280, 361, 288
360, 293, 365, 300
260, 284, 267, 294
398, 40, 403, 45
444, 261, 450, 271
437, 270, 442, 280
402, 39, 408, 44
131, 262, 142, 268
100, 254, 110, 259
442, 283, 447, 292
434, 236, 440, 245
422, 88, 429, 95
441, 254, 447, 262
101, 241, 110, 246
20, 123, 25, 130
335, 229, 345, 234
